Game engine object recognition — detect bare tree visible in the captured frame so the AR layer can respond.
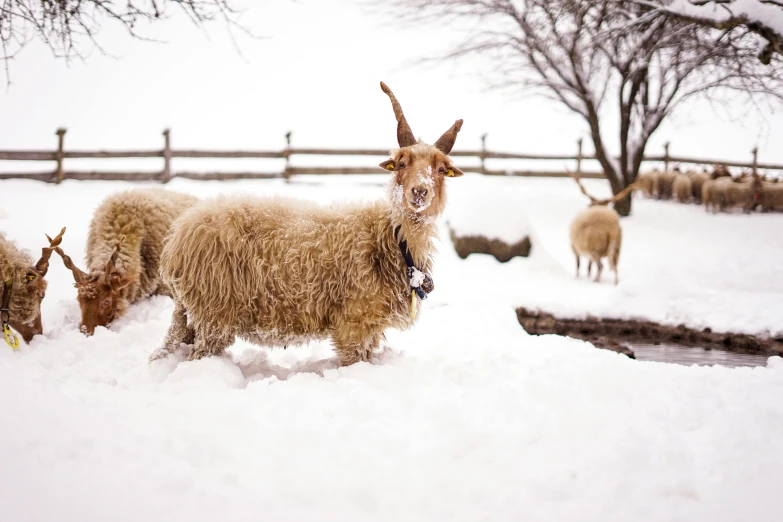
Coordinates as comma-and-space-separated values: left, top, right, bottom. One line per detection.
1, 1, 248, 84
635, 0, 783, 64
385, 0, 783, 216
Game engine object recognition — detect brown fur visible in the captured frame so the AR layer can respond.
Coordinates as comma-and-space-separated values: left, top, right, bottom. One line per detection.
151, 82, 464, 366
0, 229, 64, 343
55, 188, 198, 335
570, 206, 622, 285
672, 174, 693, 203
636, 171, 657, 198
656, 170, 677, 200
688, 171, 710, 203
760, 182, 783, 211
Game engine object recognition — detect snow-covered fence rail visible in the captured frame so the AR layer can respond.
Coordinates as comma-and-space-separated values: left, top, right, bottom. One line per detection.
0, 129, 779, 184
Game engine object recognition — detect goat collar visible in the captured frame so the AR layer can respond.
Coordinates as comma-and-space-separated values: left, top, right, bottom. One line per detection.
394, 225, 434, 300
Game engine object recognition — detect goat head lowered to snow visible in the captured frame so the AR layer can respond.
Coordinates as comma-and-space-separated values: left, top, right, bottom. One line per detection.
0, 227, 66, 343
52, 188, 199, 336
56, 236, 135, 335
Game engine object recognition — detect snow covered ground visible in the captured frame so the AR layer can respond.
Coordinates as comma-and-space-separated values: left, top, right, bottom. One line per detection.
2, 175, 783, 522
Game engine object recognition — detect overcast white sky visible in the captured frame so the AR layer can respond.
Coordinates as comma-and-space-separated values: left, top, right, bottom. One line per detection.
1, 0, 781, 172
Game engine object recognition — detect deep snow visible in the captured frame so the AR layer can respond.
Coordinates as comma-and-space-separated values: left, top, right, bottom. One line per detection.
1, 175, 783, 521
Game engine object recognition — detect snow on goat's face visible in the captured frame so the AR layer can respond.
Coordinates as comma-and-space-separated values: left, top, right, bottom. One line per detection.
381, 144, 464, 219
74, 273, 134, 336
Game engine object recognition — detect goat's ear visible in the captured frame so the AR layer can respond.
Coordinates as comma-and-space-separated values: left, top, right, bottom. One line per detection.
110, 274, 135, 291
444, 164, 464, 178
379, 159, 398, 171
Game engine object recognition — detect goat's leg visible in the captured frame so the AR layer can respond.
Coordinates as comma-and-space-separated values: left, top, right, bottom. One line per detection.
332, 325, 380, 366
573, 248, 580, 277
587, 260, 593, 277
149, 299, 193, 362
593, 258, 603, 283
189, 326, 234, 361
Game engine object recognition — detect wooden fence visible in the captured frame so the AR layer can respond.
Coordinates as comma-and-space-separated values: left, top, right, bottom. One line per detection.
0, 129, 779, 183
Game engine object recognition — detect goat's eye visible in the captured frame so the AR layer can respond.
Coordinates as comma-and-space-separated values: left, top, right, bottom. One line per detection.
100, 298, 111, 309
399, 162, 406, 168
438, 167, 446, 174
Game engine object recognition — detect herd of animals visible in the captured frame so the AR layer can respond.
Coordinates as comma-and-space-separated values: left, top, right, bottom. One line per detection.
1, 82, 463, 367
567, 164, 783, 287
637, 164, 783, 212
2, 83, 781, 364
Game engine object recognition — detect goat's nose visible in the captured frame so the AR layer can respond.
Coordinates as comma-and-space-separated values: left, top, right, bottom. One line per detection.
412, 187, 428, 198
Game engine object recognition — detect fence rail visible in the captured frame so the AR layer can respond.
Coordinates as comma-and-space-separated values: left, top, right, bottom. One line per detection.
0, 129, 778, 184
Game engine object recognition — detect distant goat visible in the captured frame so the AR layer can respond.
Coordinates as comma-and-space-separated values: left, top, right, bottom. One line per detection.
55, 188, 198, 335
672, 173, 693, 203
569, 175, 637, 285
0, 228, 65, 344
150, 82, 464, 366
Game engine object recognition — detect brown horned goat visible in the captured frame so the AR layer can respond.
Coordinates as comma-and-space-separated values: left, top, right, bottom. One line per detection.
0, 228, 65, 343
568, 175, 637, 285
54, 188, 198, 335
150, 82, 464, 366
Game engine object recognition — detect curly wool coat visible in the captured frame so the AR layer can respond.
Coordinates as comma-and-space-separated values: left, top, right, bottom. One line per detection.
0, 232, 46, 329
158, 192, 438, 365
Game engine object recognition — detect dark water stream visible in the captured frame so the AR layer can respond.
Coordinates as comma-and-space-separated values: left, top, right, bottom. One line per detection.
630, 343, 769, 368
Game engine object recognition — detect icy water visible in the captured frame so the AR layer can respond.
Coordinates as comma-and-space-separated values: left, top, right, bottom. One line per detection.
631, 343, 769, 368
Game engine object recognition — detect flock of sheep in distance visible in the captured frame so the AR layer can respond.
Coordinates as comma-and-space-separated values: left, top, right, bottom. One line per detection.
637, 164, 783, 213
2, 83, 782, 366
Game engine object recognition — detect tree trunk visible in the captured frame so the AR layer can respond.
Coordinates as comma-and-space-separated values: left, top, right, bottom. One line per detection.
613, 192, 633, 217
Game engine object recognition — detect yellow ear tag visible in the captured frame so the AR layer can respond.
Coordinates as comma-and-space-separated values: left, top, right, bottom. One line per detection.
386, 163, 395, 170
446, 170, 454, 177
3, 324, 19, 349
27, 274, 36, 281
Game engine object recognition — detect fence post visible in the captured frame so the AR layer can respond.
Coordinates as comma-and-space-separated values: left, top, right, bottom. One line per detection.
161, 129, 172, 183
283, 131, 292, 181
576, 138, 583, 175
54, 128, 67, 184
664, 142, 670, 172
752, 147, 758, 176
480, 133, 488, 175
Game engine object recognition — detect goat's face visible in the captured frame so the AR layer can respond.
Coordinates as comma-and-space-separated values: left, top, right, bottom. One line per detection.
378, 81, 464, 221
8, 267, 47, 327
74, 272, 134, 336
382, 144, 464, 220
5, 227, 65, 339
53, 234, 133, 336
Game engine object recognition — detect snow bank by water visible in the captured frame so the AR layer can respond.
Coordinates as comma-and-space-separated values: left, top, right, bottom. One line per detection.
1, 175, 783, 521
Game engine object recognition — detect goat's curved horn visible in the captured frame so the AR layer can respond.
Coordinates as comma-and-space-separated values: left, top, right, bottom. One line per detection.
380, 81, 417, 148
35, 227, 66, 276
104, 236, 125, 284
54, 246, 87, 284
434, 119, 463, 154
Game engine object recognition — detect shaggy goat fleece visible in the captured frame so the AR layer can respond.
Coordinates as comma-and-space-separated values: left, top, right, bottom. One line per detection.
157, 193, 439, 365
59, 188, 198, 334
0, 231, 45, 329
569, 205, 622, 284
85, 188, 199, 300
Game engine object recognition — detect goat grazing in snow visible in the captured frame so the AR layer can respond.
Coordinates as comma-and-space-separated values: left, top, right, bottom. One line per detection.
569, 175, 637, 285
54, 188, 198, 335
0, 228, 65, 344
149, 82, 464, 366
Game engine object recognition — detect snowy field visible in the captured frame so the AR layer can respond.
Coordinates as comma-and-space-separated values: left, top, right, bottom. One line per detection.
2, 175, 783, 522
